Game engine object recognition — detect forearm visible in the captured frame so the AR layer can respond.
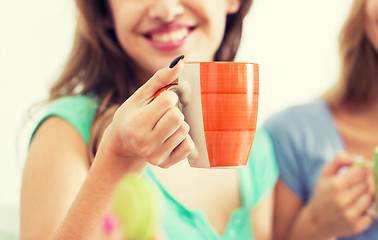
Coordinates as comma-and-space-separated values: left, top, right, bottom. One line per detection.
54, 149, 147, 240
287, 206, 333, 240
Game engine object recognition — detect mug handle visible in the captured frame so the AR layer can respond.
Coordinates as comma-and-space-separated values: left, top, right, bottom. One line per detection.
153, 82, 191, 105
153, 83, 200, 161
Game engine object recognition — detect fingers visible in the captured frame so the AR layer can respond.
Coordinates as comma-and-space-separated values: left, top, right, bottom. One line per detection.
133, 58, 184, 102
352, 193, 374, 217
366, 169, 375, 196
322, 152, 355, 177
339, 167, 367, 188
155, 121, 192, 168
366, 205, 378, 218
158, 136, 194, 169
342, 181, 369, 206
145, 91, 180, 131
152, 106, 184, 141
107, 56, 187, 168
353, 214, 374, 234
339, 176, 374, 233
333, 166, 372, 209
347, 195, 375, 234
138, 115, 191, 166
163, 121, 190, 152
131, 56, 183, 131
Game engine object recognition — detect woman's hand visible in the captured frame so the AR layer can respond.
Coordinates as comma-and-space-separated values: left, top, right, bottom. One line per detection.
303, 152, 375, 239
99, 58, 194, 169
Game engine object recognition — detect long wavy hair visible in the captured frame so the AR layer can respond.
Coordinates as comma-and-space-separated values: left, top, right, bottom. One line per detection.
325, 0, 378, 107
48, 0, 254, 159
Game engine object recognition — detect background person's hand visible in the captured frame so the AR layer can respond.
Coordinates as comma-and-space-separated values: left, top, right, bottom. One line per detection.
303, 152, 375, 238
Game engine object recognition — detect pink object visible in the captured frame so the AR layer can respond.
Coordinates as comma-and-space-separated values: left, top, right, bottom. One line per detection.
103, 214, 117, 235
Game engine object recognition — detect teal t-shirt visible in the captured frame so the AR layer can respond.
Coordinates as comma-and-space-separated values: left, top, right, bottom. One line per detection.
33, 95, 278, 240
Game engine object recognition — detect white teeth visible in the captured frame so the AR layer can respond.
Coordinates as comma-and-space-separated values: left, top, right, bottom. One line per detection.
152, 28, 189, 42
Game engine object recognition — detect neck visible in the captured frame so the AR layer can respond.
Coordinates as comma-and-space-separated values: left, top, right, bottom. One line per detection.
332, 98, 378, 120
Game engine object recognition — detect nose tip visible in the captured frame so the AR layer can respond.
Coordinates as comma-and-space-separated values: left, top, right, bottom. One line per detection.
148, 0, 184, 23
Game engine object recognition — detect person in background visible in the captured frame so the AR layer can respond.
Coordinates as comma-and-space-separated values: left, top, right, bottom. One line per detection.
20, 0, 278, 239
263, 0, 378, 239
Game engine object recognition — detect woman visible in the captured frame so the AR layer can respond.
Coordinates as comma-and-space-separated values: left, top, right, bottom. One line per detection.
20, 0, 278, 239
264, 0, 378, 239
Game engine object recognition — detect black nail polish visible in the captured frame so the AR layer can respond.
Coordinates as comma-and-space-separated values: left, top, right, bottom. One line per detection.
169, 55, 185, 69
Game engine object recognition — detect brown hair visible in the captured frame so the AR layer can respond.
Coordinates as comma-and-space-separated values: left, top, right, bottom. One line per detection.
49, 0, 253, 159
326, 0, 378, 107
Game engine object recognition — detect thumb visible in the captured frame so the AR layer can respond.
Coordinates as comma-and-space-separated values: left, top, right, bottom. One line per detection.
321, 151, 355, 177
134, 55, 185, 101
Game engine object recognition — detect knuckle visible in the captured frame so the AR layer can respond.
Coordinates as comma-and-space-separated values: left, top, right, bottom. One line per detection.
158, 162, 171, 169
344, 210, 358, 222
152, 68, 164, 80
167, 90, 179, 103
188, 136, 195, 150
129, 130, 143, 145
124, 125, 138, 142
182, 121, 190, 133
149, 156, 163, 166
182, 137, 195, 153
168, 108, 184, 126
161, 91, 179, 107
178, 124, 189, 136
337, 198, 348, 208
361, 183, 369, 193
362, 193, 374, 206
138, 145, 152, 158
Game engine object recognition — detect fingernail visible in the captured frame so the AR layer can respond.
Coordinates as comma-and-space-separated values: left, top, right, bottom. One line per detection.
103, 214, 118, 235
169, 55, 185, 68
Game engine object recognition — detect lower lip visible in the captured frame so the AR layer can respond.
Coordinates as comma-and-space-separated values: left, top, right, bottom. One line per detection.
145, 34, 190, 51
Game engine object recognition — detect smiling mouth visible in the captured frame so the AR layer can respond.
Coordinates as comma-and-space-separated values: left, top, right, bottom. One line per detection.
144, 26, 196, 43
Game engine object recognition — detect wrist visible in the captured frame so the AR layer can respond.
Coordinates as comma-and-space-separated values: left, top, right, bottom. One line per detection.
94, 145, 148, 176
91, 131, 148, 183
289, 206, 331, 240
93, 124, 148, 178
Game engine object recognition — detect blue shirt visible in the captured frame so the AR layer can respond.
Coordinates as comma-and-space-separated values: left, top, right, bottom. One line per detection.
263, 100, 378, 240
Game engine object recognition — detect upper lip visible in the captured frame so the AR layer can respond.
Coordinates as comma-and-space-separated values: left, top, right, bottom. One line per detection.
142, 24, 196, 38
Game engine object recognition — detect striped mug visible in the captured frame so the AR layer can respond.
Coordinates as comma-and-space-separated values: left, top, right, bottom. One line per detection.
161, 61, 259, 168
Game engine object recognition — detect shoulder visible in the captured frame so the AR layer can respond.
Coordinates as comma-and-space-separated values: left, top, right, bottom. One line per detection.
47, 95, 99, 117
264, 100, 328, 129
261, 99, 332, 166
261, 100, 339, 202
31, 95, 100, 146
263, 100, 330, 142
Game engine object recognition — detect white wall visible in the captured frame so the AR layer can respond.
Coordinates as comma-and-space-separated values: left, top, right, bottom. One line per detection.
238, 0, 354, 125
0, 0, 76, 207
0, 0, 353, 207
